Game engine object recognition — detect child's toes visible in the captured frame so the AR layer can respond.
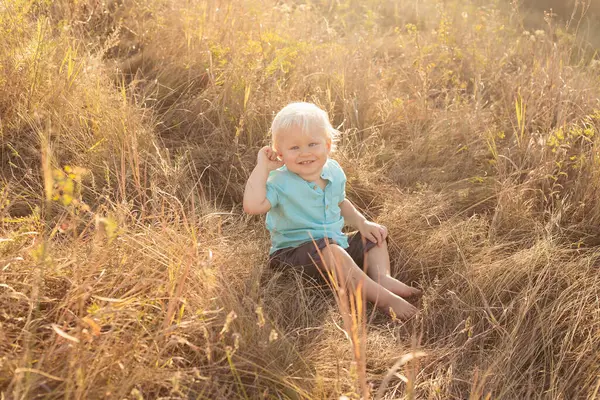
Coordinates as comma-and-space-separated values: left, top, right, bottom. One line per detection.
401, 306, 418, 320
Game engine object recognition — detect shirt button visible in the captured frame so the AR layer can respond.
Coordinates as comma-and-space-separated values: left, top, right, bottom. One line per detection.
313, 185, 317, 190
326, 205, 329, 209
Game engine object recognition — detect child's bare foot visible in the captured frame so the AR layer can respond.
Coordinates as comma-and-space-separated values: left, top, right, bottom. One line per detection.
384, 296, 418, 320
380, 276, 422, 298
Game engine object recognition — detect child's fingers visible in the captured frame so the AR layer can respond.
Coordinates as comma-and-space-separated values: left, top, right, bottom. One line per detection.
375, 230, 383, 245
265, 148, 279, 161
375, 229, 384, 246
379, 226, 387, 240
367, 232, 378, 245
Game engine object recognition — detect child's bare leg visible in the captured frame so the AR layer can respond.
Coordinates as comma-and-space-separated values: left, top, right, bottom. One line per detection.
364, 241, 421, 298
320, 244, 417, 320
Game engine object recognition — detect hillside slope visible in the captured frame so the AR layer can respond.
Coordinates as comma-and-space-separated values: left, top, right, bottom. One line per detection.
1, 0, 599, 398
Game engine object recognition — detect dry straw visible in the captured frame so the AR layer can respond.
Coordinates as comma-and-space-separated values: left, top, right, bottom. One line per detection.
1, 0, 599, 398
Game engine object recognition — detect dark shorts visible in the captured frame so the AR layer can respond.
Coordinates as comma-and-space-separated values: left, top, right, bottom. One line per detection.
268, 232, 380, 281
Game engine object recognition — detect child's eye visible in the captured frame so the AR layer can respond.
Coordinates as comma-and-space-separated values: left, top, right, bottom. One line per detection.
290, 146, 299, 150
309, 142, 319, 147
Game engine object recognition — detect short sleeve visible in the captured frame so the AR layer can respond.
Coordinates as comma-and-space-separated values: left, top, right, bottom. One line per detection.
329, 159, 346, 201
266, 181, 279, 208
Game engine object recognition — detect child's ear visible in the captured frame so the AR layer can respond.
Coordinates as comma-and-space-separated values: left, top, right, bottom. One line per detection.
326, 138, 332, 151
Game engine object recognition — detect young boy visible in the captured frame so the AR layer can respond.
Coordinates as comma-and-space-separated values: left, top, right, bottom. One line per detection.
243, 102, 420, 319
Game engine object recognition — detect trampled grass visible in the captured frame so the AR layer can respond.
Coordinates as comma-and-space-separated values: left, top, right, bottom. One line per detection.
1, 0, 599, 398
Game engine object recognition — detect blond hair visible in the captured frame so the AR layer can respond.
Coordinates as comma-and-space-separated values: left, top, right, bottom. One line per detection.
271, 102, 339, 151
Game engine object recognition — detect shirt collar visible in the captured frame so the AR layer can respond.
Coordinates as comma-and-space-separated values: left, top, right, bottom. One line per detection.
320, 160, 333, 181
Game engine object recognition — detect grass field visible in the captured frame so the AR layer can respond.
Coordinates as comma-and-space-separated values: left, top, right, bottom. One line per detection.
1, 0, 600, 398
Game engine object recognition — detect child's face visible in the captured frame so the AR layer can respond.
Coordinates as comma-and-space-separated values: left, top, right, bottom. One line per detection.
275, 125, 331, 181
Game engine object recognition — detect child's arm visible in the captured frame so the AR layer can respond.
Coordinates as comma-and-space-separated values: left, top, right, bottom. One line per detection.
339, 199, 388, 246
243, 146, 283, 215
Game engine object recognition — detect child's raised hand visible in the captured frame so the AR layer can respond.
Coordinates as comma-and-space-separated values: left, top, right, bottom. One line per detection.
359, 220, 388, 246
257, 146, 284, 172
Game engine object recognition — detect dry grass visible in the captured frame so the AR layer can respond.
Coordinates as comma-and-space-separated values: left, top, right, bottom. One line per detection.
1, 0, 600, 398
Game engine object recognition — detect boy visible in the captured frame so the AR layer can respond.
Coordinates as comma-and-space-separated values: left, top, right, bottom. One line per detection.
243, 102, 420, 319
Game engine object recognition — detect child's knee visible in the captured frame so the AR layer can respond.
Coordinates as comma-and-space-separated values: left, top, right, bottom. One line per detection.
379, 239, 388, 250
321, 244, 346, 263
322, 243, 344, 254
366, 237, 388, 254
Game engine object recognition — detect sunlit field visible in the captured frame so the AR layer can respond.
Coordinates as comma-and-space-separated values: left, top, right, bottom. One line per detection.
1, 0, 599, 398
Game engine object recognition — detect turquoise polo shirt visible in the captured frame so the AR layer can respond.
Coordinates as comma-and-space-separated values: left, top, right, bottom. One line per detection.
265, 158, 348, 254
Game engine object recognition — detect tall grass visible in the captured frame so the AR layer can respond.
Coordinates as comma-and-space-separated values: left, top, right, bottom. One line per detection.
1, 0, 599, 398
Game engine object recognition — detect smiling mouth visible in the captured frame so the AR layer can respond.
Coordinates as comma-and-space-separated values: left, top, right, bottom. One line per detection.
298, 160, 315, 165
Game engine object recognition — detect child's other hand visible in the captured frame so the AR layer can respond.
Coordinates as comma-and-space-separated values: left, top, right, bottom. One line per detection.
257, 146, 284, 172
359, 220, 388, 246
